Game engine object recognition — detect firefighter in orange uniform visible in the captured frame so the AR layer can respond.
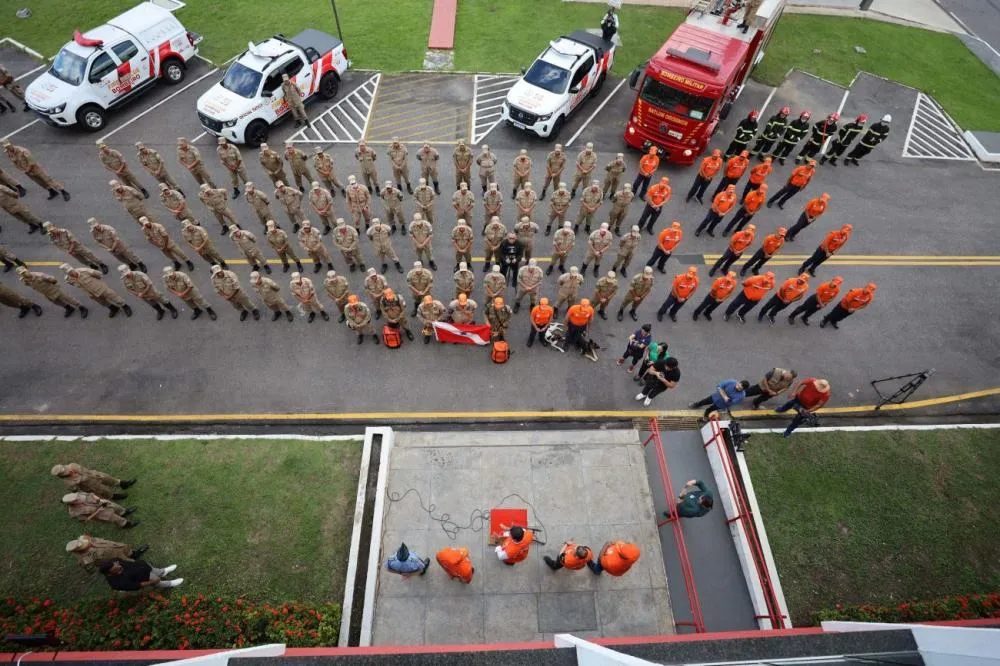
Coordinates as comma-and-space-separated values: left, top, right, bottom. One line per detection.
436, 546, 474, 583
740, 226, 786, 275
692, 271, 737, 321
821, 282, 875, 329
544, 541, 593, 572
743, 156, 773, 200
709, 224, 755, 276
656, 266, 699, 322
588, 540, 640, 576
495, 524, 534, 565
724, 183, 767, 236
528, 297, 554, 347
637, 177, 671, 234
799, 224, 852, 275
758, 273, 809, 324
696, 184, 738, 237
786, 192, 830, 241
632, 146, 660, 199
714, 150, 749, 197
724, 271, 775, 323
767, 160, 816, 209
788, 276, 842, 326
644, 220, 683, 273
685, 148, 722, 204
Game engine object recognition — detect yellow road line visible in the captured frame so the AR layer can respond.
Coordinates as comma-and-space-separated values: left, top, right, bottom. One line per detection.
0, 388, 997, 423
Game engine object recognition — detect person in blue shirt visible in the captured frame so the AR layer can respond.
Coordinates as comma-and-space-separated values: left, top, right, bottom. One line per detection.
670, 479, 714, 519
385, 543, 429, 576
616, 323, 652, 373
689, 378, 750, 418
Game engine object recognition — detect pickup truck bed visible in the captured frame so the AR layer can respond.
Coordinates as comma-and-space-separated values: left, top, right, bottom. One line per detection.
565, 30, 614, 60
289, 29, 343, 64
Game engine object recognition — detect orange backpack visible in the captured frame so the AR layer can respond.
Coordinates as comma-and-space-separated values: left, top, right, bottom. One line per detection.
383, 324, 402, 349
490, 340, 510, 364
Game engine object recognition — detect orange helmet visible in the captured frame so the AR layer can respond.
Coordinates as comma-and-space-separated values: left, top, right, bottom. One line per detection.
347, 294, 358, 304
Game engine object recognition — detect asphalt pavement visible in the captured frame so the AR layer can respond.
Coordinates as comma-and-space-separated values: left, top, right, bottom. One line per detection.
2, 46, 999, 420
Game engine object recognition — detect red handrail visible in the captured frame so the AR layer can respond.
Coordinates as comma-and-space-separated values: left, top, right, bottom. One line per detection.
704, 417, 787, 629
642, 418, 707, 633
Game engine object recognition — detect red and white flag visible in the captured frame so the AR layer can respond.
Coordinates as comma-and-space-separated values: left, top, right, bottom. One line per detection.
432, 321, 492, 345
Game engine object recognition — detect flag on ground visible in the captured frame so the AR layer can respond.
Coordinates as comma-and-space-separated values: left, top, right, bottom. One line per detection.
432, 321, 492, 345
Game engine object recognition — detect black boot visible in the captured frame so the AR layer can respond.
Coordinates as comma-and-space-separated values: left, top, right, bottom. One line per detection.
313, 262, 322, 273
48, 188, 60, 200
434, 182, 440, 195
123, 304, 133, 317
141, 188, 150, 199
99, 263, 109, 274
79, 305, 89, 319
394, 261, 404, 273
308, 312, 316, 323
513, 301, 521, 313
320, 310, 330, 321
167, 302, 178, 318
233, 187, 240, 199
16, 184, 26, 196
272, 310, 282, 321
61, 189, 71, 201
173, 261, 182, 270
282, 262, 290, 273
404, 328, 414, 341
207, 307, 218, 321
285, 310, 293, 322
17, 305, 30, 318
240, 310, 249, 321
424, 334, 431, 344
264, 263, 272, 274
154, 303, 166, 320
296, 261, 304, 272
251, 308, 260, 320
192, 308, 202, 320
63, 305, 75, 317
357, 333, 365, 344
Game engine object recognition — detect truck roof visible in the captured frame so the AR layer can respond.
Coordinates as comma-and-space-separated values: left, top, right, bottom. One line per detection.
540, 30, 612, 70
651, 18, 751, 92
107, 2, 177, 36
66, 2, 179, 57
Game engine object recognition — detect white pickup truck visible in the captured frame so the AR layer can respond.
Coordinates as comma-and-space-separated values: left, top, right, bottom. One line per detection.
501, 30, 616, 139
196, 29, 349, 147
25, 2, 200, 132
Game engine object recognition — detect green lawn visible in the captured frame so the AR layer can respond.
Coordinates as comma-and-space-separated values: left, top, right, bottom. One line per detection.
0, 438, 361, 604
745, 429, 1000, 626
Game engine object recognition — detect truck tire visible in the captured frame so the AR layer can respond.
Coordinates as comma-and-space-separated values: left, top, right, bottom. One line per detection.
549, 115, 565, 139
76, 104, 107, 132
318, 72, 340, 100
719, 101, 733, 121
590, 72, 607, 98
162, 58, 185, 85
244, 120, 269, 148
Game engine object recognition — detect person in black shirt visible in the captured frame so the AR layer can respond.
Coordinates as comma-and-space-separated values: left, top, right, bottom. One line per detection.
498, 232, 524, 286
97, 558, 183, 591
635, 356, 680, 406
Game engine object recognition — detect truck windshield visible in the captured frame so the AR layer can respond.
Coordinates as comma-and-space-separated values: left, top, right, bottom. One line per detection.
640, 77, 714, 121
524, 60, 569, 95
220, 62, 263, 99
49, 49, 88, 86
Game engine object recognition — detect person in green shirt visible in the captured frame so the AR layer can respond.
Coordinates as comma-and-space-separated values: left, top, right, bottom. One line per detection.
671, 479, 714, 519
633, 341, 669, 382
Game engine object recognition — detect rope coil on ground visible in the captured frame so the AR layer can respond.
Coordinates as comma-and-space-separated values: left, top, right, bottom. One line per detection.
385, 488, 547, 544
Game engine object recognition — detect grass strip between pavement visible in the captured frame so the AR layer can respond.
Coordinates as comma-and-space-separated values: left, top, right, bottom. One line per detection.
0, 438, 362, 605
744, 429, 1000, 626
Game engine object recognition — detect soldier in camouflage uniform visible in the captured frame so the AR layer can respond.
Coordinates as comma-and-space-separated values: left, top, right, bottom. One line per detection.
119, 264, 178, 320
482, 216, 507, 272
181, 219, 227, 269
245, 182, 274, 227
259, 143, 288, 186
2, 140, 70, 200
16, 266, 84, 317
612, 225, 642, 277
483, 264, 507, 303
592, 270, 619, 320
0, 165, 25, 196
511, 149, 532, 198
97, 141, 147, 196
61, 492, 136, 529
575, 180, 603, 234
159, 182, 195, 223
163, 266, 216, 320
275, 181, 305, 232
0, 281, 42, 317
449, 292, 477, 324
514, 215, 539, 262
363, 267, 389, 319
616, 266, 655, 322
514, 257, 544, 313
554, 266, 584, 315
176, 137, 215, 188
388, 138, 412, 193
42, 222, 108, 273
1, 244, 24, 272
198, 183, 240, 234
570, 142, 597, 197
231, 228, 271, 273
324, 270, 351, 322
406, 260, 435, 316
0, 182, 43, 232
514, 182, 537, 223
608, 183, 633, 233
544, 182, 571, 236
413, 177, 436, 224
451, 218, 474, 270
61, 263, 131, 318
546, 220, 575, 275
142, 217, 194, 270
417, 143, 441, 194
216, 137, 248, 198
476, 144, 498, 193
332, 218, 365, 272
540, 144, 566, 199
266, 219, 303, 273
602, 153, 626, 198
452, 181, 475, 225
486, 296, 513, 340
251, 270, 293, 322
89, 218, 145, 272
366, 217, 403, 274
380, 181, 405, 233
379, 288, 414, 340
582, 222, 614, 277
346, 174, 373, 229
313, 147, 345, 196
345, 294, 379, 344
281, 73, 309, 126
453, 261, 475, 299
297, 220, 334, 273
452, 140, 473, 189
0, 64, 27, 110
408, 212, 437, 270
284, 141, 313, 191
417, 294, 446, 343
308, 181, 336, 234
482, 182, 503, 234
66, 535, 146, 573
210, 264, 259, 321
136, 141, 181, 192
355, 141, 380, 194
110, 179, 152, 225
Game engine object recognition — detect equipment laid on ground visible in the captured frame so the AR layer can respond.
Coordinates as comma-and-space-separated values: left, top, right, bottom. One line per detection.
872, 369, 935, 410
382, 323, 402, 348
490, 339, 511, 363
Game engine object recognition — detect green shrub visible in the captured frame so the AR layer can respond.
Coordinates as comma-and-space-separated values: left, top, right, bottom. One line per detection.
815, 592, 1000, 624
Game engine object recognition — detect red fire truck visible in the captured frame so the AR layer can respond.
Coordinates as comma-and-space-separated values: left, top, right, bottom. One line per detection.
623, 0, 785, 165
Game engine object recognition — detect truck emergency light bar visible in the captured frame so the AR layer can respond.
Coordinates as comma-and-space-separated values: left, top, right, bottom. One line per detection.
666, 46, 721, 73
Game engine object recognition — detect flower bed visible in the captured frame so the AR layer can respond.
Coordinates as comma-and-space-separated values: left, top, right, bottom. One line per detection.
815, 593, 1000, 624
0, 595, 340, 650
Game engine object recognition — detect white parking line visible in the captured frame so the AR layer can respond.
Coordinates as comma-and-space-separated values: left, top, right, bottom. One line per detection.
288, 73, 381, 143
1, 118, 40, 141
14, 64, 46, 81
97, 68, 218, 142
566, 78, 628, 147
471, 74, 517, 144
0, 37, 44, 60
902, 92, 975, 161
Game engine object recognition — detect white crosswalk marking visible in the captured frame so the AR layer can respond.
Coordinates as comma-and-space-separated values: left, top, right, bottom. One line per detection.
472, 74, 517, 144
902, 93, 975, 161
288, 73, 381, 144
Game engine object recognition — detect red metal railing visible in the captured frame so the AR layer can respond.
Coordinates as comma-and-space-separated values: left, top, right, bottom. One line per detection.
642, 418, 707, 633
703, 417, 787, 629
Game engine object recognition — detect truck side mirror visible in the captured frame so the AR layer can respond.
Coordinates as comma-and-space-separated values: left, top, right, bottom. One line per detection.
569, 84, 581, 94
262, 90, 273, 97
628, 67, 641, 90
520, 67, 526, 75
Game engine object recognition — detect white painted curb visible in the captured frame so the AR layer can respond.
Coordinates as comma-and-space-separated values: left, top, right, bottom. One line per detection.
359, 426, 394, 646
964, 130, 1000, 165
339, 428, 376, 646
